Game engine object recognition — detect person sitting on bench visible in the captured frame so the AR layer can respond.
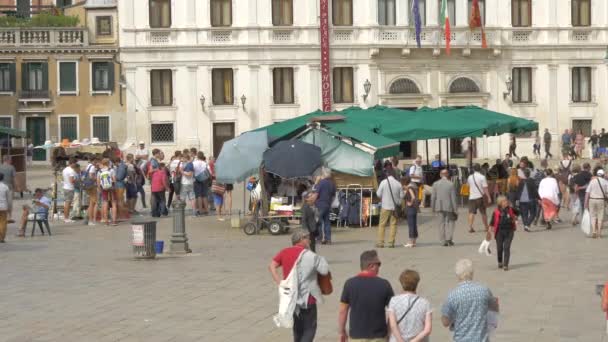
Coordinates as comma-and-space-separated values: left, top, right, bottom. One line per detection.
17, 188, 51, 237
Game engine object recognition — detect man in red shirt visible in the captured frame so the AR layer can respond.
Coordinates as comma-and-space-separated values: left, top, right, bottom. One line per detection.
269, 230, 329, 342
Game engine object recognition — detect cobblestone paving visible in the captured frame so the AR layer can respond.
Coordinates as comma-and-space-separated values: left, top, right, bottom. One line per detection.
0, 168, 606, 341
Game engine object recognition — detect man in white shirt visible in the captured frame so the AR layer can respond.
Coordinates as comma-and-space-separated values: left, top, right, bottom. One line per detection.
467, 163, 491, 233
62, 159, 78, 223
135, 141, 149, 162
376, 168, 405, 248
408, 155, 424, 190
585, 169, 608, 238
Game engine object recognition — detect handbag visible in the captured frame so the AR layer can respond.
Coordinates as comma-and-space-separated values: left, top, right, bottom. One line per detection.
212, 183, 226, 195
397, 296, 420, 324
471, 174, 489, 206
317, 272, 333, 295
386, 178, 404, 218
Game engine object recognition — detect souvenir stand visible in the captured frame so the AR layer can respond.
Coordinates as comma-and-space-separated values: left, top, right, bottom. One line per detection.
0, 127, 28, 196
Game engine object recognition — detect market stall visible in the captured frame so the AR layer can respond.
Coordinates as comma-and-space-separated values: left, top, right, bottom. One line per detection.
0, 126, 28, 195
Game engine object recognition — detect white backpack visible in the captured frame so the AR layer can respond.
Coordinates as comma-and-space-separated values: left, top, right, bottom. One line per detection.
273, 250, 307, 329
99, 169, 113, 190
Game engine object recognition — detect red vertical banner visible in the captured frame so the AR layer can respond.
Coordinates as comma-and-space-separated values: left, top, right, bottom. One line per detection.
320, 0, 331, 111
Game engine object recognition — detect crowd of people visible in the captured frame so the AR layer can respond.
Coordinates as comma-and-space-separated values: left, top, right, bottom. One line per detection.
520, 128, 608, 160
271, 234, 498, 342
49, 142, 235, 227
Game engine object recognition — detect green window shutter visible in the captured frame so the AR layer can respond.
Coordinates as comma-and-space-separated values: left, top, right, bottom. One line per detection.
59, 62, 76, 92
21, 63, 29, 91
9, 64, 15, 91
107, 62, 114, 92
41, 62, 48, 91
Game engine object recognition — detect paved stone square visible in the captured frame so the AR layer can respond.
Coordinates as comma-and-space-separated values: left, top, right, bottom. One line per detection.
0, 167, 606, 341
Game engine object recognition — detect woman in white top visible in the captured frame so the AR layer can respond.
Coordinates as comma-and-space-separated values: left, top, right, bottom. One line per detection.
538, 169, 561, 230
388, 269, 432, 342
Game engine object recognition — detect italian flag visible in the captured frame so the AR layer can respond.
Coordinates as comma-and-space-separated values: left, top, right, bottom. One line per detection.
439, 0, 451, 55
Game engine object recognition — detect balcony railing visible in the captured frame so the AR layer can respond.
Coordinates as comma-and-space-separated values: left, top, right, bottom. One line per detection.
85, 0, 117, 8
19, 90, 51, 99
0, 28, 87, 47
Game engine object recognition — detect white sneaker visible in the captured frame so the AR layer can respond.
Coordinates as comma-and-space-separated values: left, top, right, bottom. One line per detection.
64, 219, 75, 223
88, 222, 96, 226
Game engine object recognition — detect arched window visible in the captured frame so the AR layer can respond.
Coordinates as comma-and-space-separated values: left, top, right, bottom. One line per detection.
389, 78, 421, 94
449, 77, 480, 93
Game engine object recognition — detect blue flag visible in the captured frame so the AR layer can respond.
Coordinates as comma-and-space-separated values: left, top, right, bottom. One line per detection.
412, 0, 422, 48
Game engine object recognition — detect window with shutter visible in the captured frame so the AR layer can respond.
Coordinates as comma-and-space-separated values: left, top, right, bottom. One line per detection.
150, 69, 173, 106
467, 0, 485, 25
512, 0, 531, 27
378, 0, 396, 26
92, 116, 110, 142
332, 0, 353, 26
272, 68, 294, 104
572, 67, 592, 103
333, 67, 354, 103
409, 0, 427, 26
212, 69, 234, 105
512, 68, 533, 103
149, 0, 171, 28
0, 64, 12, 92
59, 117, 78, 141
211, 0, 232, 27
92, 61, 114, 93
59, 61, 77, 94
572, 0, 591, 26
272, 0, 293, 26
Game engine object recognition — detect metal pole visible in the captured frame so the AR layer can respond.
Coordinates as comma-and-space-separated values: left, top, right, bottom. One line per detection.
425, 140, 429, 165
446, 139, 450, 168
169, 199, 191, 254
469, 137, 473, 169
438, 139, 442, 165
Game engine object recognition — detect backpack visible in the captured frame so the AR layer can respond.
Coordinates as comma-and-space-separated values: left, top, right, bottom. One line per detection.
82, 164, 96, 190
115, 162, 127, 182
99, 169, 113, 190
195, 167, 211, 183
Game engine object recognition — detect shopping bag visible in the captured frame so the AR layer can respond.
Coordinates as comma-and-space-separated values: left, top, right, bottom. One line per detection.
478, 238, 492, 256
580, 209, 591, 236
487, 309, 499, 337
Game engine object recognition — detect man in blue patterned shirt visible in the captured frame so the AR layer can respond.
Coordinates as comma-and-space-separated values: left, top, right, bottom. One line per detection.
441, 259, 499, 342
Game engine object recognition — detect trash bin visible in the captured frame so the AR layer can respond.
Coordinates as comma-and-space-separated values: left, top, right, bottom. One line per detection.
132, 220, 157, 259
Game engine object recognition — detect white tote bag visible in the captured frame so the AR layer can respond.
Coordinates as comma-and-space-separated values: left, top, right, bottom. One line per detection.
273, 251, 306, 329
580, 209, 591, 236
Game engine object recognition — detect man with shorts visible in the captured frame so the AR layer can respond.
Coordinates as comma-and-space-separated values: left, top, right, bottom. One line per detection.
467, 163, 491, 233
17, 188, 50, 237
62, 158, 77, 223
193, 151, 209, 216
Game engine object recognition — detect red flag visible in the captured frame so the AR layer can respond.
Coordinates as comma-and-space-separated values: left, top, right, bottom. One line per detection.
445, 16, 451, 55
469, 0, 487, 48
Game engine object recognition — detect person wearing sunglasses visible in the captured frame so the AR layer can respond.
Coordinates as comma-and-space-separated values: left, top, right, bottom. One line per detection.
338, 250, 394, 342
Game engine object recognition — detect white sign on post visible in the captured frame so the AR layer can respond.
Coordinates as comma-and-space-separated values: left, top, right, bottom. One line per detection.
132, 225, 144, 246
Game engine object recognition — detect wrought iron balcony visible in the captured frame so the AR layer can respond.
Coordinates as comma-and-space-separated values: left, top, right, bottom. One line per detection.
19, 90, 51, 99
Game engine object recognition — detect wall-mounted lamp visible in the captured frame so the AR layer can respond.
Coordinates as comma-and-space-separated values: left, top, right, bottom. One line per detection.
503, 76, 513, 99
200, 95, 206, 111
362, 79, 371, 102
241, 94, 247, 109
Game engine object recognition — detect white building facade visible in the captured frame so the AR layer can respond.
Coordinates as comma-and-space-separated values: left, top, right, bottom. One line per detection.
118, 0, 608, 159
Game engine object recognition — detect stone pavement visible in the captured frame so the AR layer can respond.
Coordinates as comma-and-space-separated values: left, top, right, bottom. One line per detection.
0, 167, 607, 341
